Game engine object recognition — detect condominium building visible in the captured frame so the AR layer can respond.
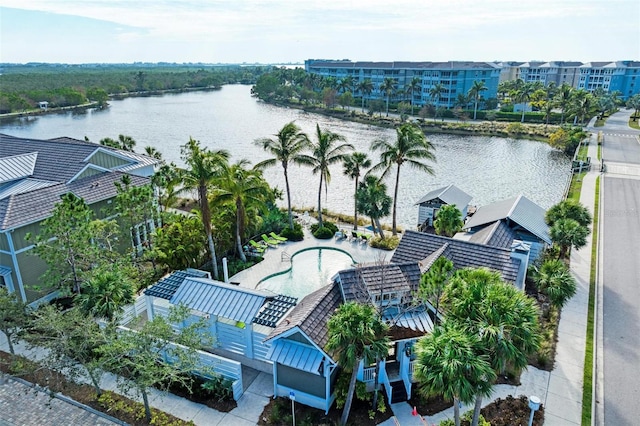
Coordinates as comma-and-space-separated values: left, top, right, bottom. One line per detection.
304, 59, 501, 109
306, 59, 640, 105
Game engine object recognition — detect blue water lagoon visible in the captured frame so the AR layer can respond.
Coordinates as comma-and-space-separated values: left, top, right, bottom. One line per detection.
257, 248, 354, 299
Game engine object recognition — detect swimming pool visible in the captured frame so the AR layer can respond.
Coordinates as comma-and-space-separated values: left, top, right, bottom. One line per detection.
257, 247, 355, 299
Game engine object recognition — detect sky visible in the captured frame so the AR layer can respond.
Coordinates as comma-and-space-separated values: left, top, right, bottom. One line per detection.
0, 0, 639, 64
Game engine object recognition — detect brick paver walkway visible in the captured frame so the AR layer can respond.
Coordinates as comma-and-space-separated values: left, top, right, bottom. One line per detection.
0, 377, 119, 426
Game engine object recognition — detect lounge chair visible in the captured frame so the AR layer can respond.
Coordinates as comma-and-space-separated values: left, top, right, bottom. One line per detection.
261, 234, 280, 247
351, 231, 359, 241
270, 232, 287, 242
249, 240, 266, 253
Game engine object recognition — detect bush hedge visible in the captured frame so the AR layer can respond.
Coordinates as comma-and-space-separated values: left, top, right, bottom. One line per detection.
281, 223, 304, 241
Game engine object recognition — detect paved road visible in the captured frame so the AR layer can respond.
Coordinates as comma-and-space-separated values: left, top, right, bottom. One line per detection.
597, 109, 640, 425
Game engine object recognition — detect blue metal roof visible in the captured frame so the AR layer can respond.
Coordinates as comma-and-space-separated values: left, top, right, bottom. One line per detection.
170, 278, 272, 324
143, 269, 209, 300
267, 340, 324, 375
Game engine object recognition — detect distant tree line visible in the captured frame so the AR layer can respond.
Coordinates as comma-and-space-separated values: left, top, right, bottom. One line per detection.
0, 64, 272, 113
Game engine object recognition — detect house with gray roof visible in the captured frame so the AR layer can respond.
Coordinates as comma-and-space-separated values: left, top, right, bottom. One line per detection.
461, 194, 551, 260
415, 184, 472, 229
0, 134, 158, 304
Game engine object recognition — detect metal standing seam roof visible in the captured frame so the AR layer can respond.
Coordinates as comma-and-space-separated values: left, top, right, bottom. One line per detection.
0, 152, 38, 184
0, 178, 59, 201
170, 278, 273, 324
464, 195, 551, 244
253, 294, 298, 328
267, 340, 324, 375
384, 307, 434, 333
415, 184, 472, 209
144, 269, 210, 300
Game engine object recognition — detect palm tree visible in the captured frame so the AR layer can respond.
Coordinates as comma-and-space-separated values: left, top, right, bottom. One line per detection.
343, 152, 371, 231
549, 218, 590, 259
254, 122, 310, 229
444, 268, 540, 426
326, 302, 389, 426
370, 123, 435, 235
516, 83, 536, 123
555, 83, 573, 124
543, 82, 557, 125
297, 125, 353, 228
468, 80, 487, 120
380, 77, 396, 117
533, 259, 577, 308
338, 75, 354, 94
355, 175, 392, 238
76, 263, 135, 323
429, 83, 445, 121
414, 321, 496, 426
212, 160, 271, 262
117, 134, 136, 152
433, 204, 463, 237
181, 137, 230, 279
545, 199, 592, 228
356, 79, 374, 112
627, 94, 640, 120
406, 77, 421, 115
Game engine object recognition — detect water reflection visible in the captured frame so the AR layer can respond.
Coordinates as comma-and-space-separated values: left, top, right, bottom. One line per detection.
0, 85, 571, 229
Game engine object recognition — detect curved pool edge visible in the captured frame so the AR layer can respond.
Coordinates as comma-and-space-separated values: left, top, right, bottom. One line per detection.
256, 246, 356, 287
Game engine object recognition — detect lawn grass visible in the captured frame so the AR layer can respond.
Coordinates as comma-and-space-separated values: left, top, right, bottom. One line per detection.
594, 118, 605, 127
567, 172, 587, 201
581, 176, 599, 425
629, 116, 640, 130
576, 143, 588, 161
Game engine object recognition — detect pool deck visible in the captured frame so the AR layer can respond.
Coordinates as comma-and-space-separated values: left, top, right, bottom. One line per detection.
230, 226, 395, 292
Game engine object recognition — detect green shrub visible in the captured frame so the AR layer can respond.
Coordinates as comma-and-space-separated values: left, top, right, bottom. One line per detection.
201, 375, 234, 402
369, 235, 400, 250
281, 223, 304, 241
310, 221, 338, 234
312, 226, 334, 239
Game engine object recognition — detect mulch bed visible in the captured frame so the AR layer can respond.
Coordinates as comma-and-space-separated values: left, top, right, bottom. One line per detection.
258, 395, 393, 426
481, 395, 544, 426
0, 351, 233, 425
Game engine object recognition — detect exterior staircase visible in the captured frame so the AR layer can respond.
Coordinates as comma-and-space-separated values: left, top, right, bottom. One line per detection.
390, 381, 408, 403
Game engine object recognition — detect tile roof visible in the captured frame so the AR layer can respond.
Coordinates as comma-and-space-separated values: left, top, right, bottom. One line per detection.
391, 230, 521, 283
415, 184, 472, 209
463, 195, 551, 244
0, 172, 150, 230
336, 263, 421, 303
265, 282, 343, 349
144, 269, 210, 300
467, 220, 517, 248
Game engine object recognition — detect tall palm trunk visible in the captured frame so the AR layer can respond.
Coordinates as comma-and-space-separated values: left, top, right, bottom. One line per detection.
236, 198, 246, 263
521, 107, 526, 123
283, 164, 294, 229
386, 95, 390, 117
317, 174, 324, 228
341, 359, 360, 426
199, 184, 219, 279
391, 165, 401, 236
353, 177, 359, 230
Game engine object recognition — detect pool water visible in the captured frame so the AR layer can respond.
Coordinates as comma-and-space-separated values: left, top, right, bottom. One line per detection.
257, 248, 354, 299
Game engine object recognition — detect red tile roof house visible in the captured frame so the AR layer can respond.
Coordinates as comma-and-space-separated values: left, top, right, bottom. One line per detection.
0, 134, 158, 305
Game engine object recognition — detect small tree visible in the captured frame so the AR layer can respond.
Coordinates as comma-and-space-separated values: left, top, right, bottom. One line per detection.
98, 305, 212, 422
25, 305, 107, 397
549, 218, 589, 259
153, 213, 207, 270
343, 152, 372, 231
326, 302, 389, 426
545, 199, 592, 228
28, 193, 98, 295
355, 175, 392, 239
0, 287, 28, 357
434, 204, 463, 237
418, 256, 454, 324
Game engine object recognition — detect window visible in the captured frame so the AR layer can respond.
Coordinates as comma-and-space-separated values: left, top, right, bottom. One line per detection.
0, 275, 5, 288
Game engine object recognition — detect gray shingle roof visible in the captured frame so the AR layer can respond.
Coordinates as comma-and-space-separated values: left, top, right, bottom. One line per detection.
0, 172, 150, 230
170, 278, 273, 324
415, 184, 472, 208
265, 282, 343, 349
391, 230, 521, 283
463, 195, 551, 244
